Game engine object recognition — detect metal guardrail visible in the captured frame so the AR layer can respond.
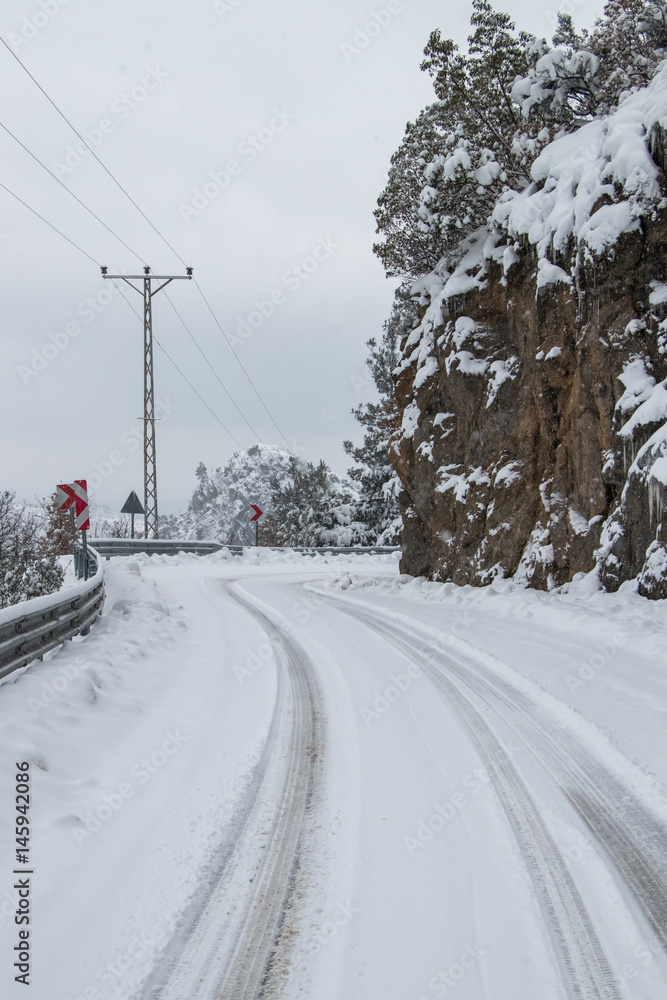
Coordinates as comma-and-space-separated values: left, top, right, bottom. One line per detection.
0, 546, 105, 680
91, 538, 229, 557
74, 540, 99, 580
90, 538, 400, 558
289, 546, 400, 555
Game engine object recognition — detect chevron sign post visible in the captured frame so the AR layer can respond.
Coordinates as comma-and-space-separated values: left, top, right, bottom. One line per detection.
56, 481, 90, 530
250, 503, 263, 547
57, 481, 90, 579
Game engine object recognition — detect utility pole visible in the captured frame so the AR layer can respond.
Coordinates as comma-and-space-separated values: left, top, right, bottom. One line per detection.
101, 266, 192, 538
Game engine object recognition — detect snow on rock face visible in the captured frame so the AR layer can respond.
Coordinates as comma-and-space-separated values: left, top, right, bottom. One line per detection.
391, 64, 667, 596
495, 62, 667, 262
537, 259, 573, 289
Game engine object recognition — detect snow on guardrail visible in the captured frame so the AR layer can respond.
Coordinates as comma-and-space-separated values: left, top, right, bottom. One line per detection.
90, 539, 400, 558
0, 546, 105, 680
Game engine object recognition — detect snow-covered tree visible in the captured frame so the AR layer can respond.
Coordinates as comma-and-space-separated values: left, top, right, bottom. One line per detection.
344, 287, 416, 544
513, 2, 667, 126
374, 0, 551, 278
265, 458, 363, 547
0, 490, 64, 609
97, 516, 131, 538
41, 491, 72, 557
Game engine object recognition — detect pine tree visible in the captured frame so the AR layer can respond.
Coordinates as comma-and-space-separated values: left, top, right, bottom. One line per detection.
344, 286, 416, 543
374, 0, 551, 279
191, 462, 219, 513
374, 102, 457, 278
266, 459, 361, 547
41, 491, 73, 558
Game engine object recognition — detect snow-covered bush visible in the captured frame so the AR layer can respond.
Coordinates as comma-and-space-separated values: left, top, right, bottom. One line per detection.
0, 490, 65, 608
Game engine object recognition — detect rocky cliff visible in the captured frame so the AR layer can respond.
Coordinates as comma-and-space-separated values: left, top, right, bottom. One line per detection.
391, 66, 667, 596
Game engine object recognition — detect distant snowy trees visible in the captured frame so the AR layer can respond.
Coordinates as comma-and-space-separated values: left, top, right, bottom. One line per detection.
0, 491, 64, 608
162, 444, 370, 547
262, 458, 361, 547
165, 434, 403, 549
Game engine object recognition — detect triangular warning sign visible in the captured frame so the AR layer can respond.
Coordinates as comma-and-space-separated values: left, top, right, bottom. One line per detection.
121, 491, 145, 515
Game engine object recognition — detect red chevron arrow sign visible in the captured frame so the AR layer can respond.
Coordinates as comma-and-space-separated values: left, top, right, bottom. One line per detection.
250, 504, 263, 522
56, 480, 90, 531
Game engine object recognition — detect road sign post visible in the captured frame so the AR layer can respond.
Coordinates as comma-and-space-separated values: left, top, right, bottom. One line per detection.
121, 491, 145, 539
250, 504, 263, 546
57, 481, 90, 579
68, 506, 76, 556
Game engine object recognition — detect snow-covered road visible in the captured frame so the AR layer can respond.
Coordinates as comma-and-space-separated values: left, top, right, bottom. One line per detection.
1, 551, 666, 1000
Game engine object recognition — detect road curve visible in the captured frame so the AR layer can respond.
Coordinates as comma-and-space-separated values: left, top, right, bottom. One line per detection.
147, 580, 324, 1000
322, 593, 624, 1000
334, 597, 667, 956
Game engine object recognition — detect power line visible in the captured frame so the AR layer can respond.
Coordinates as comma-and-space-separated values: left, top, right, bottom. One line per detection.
0, 177, 99, 265
0, 119, 146, 266
0, 35, 187, 268
163, 289, 262, 444
114, 282, 245, 450
193, 278, 294, 453
1, 37, 293, 453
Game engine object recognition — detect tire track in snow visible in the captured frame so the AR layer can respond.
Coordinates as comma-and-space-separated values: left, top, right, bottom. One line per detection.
149, 581, 323, 1000
339, 599, 667, 956
325, 596, 622, 1000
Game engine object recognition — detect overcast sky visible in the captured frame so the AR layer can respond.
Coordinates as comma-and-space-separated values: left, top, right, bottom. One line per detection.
0, 0, 605, 516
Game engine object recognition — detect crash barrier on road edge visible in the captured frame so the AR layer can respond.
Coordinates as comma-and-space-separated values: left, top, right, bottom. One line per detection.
90, 538, 401, 559
0, 546, 105, 680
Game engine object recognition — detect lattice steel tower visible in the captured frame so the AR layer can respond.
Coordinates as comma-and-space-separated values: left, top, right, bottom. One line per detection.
101, 265, 192, 538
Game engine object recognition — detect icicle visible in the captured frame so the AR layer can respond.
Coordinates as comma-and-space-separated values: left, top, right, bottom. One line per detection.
649, 478, 663, 527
